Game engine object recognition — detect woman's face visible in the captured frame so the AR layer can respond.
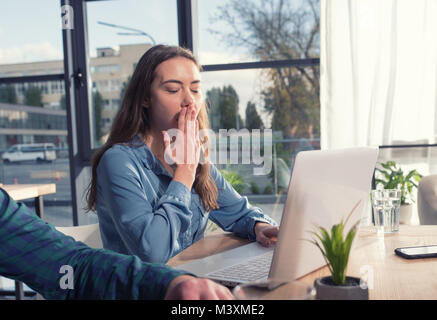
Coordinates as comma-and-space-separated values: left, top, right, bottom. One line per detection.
148, 56, 202, 131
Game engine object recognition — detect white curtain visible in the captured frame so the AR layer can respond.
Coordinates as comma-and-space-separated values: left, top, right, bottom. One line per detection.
321, 0, 437, 149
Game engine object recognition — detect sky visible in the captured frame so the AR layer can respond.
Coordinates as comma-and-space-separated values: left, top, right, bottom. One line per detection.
0, 1, 64, 62
0, 0, 266, 124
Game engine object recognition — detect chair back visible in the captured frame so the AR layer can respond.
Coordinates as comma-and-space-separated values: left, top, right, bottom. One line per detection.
56, 223, 103, 248
418, 175, 437, 225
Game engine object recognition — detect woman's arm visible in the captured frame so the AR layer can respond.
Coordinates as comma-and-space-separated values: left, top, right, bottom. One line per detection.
208, 164, 278, 241
97, 146, 193, 263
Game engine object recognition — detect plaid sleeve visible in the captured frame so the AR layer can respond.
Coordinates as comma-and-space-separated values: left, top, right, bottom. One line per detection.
0, 188, 189, 299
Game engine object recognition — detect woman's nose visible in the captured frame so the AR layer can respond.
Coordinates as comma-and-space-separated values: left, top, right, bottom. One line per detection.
182, 91, 194, 107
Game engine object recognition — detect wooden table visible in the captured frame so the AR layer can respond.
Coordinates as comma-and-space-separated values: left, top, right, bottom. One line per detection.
1, 183, 56, 300
2, 183, 56, 219
168, 225, 437, 300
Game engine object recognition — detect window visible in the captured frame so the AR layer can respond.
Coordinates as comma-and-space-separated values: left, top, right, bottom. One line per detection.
197, 0, 320, 65
201, 66, 319, 215
0, 1, 75, 227
196, 0, 320, 222
0, 83, 72, 225
86, 0, 179, 148
0, 1, 63, 76
93, 64, 121, 74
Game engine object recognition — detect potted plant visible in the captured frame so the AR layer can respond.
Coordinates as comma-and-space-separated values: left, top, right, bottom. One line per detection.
310, 211, 368, 300
375, 161, 422, 224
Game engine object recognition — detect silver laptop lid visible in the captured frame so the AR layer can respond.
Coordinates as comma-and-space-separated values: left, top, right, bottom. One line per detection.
269, 147, 379, 281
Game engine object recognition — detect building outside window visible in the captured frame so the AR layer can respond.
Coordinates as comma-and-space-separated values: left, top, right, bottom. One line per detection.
0, 102, 67, 149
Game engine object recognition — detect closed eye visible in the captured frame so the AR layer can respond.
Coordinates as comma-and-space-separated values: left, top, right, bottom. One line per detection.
166, 88, 179, 93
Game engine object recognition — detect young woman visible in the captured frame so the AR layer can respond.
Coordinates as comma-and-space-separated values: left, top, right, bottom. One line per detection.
87, 45, 278, 263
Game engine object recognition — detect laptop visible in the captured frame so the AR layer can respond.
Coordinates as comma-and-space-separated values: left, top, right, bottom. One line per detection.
175, 147, 379, 287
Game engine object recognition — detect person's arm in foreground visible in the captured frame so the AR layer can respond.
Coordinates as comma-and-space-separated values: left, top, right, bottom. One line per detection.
0, 188, 233, 300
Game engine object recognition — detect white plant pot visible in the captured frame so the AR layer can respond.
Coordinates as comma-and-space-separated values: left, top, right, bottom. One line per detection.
400, 204, 413, 224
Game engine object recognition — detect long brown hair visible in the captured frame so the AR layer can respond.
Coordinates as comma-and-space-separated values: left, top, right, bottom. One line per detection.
86, 45, 219, 212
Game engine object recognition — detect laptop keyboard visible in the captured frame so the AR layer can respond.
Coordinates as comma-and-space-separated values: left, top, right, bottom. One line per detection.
206, 251, 273, 282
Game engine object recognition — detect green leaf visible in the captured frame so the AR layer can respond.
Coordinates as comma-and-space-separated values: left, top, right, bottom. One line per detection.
374, 178, 386, 186
381, 162, 394, 170
405, 170, 416, 181
344, 228, 356, 260
375, 168, 390, 177
413, 173, 422, 182
308, 213, 359, 286
312, 239, 335, 276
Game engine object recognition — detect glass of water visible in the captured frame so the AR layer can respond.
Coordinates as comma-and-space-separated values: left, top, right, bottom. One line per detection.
371, 189, 401, 233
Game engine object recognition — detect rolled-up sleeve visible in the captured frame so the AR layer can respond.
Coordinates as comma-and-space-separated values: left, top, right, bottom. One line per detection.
208, 165, 278, 241
97, 148, 193, 263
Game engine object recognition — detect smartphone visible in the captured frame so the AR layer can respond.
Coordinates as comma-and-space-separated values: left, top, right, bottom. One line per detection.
394, 245, 437, 259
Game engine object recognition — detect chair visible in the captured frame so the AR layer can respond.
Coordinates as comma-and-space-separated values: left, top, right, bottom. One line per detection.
36, 224, 102, 300
55, 223, 103, 249
0, 277, 36, 300
418, 175, 437, 225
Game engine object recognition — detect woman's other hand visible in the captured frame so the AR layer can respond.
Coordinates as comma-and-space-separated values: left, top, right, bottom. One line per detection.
254, 222, 279, 247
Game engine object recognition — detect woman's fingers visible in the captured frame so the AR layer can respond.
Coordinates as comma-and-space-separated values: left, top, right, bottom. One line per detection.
263, 226, 279, 238
185, 106, 199, 165
178, 107, 187, 132
173, 105, 201, 167
195, 119, 202, 163
256, 225, 279, 247
185, 107, 194, 164
162, 130, 169, 147
179, 105, 194, 132
162, 130, 176, 165
192, 107, 196, 122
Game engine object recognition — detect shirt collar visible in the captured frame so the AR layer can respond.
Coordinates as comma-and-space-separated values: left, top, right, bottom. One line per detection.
130, 134, 172, 178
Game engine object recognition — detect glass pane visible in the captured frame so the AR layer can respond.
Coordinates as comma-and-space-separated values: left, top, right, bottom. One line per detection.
0, 1, 83, 227
0, 81, 65, 109
197, 0, 320, 65
201, 66, 320, 223
0, 82, 94, 227
0, 1, 63, 77
86, 0, 179, 147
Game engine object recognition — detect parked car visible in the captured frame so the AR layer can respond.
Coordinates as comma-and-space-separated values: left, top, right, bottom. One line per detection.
2, 143, 57, 163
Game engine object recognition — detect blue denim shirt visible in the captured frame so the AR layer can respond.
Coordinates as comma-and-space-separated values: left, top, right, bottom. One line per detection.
96, 135, 277, 263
